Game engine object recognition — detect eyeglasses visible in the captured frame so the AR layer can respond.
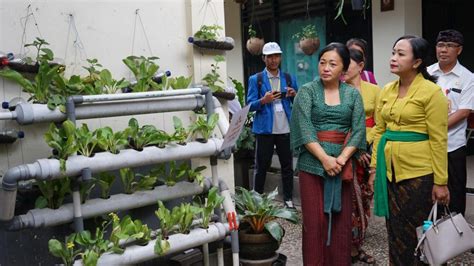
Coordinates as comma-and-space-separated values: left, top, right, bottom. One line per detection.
436, 42, 461, 49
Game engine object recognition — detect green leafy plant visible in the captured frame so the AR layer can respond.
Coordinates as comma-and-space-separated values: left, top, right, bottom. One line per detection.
194, 187, 224, 229
80, 181, 95, 204
175, 203, 198, 234
44, 120, 78, 172
122, 55, 162, 92
96, 126, 127, 154
292, 24, 318, 40
155, 201, 180, 239
95, 69, 130, 94
134, 172, 158, 191
170, 116, 188, 145
82, 58, 103, 85
235, 115, 255, 152
248, 25, 257, 38
335, 0, 370, 24
167, 76, 193, 90
25, 37, 54, 63
201, 55, 225, 93
154, 233, 171, 256
186, 165, 207, 186
75, 124, 97, 157
109, 213, 151, 249
234, 187, 299, 243
0, 56, 61, 105
158, 161, 188, 187
230, 77, 245, 107
95, 172, 116, 199
48, 234, 81, 266
124, 118, 167, 150
35, 177, 71, 209
188, 113, 219, 142
74, 222, 113, 266
119, 168, 135, 194
193, 25, 223, 41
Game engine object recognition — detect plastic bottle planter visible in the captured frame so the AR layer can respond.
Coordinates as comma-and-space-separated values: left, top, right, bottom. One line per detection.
0, 129, 25, 144
188, 37, 235, 51
122, 71, 171, 93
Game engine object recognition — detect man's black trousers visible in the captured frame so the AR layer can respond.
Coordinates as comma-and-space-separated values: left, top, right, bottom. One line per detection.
253, 133, 293, 201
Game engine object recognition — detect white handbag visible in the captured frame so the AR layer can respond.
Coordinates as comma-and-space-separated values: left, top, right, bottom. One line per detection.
415, 201, 474, 265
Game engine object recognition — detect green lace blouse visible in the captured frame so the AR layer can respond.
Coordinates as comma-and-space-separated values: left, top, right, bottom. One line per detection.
290, 79, 367, 178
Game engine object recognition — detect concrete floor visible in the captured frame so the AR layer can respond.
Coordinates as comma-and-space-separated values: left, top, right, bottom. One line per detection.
265, 155, 474, 265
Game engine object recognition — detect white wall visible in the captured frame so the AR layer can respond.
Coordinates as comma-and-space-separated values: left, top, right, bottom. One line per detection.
0, 0, 234, 188
224, 0, 244, 84
372, 0, 422, 87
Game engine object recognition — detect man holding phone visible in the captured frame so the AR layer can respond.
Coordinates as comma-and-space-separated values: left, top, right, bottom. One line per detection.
247, 42, 298, 208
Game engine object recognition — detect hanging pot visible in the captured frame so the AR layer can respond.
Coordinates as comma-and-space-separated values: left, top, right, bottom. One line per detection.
351, 0, 365, 10
299, 37, 320, 56
246, 37, 265, 56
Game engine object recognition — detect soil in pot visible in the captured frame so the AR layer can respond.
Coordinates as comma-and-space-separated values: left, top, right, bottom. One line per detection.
239, 229, 280, 260
246, 37, 265, 55
299, 38, 320, 56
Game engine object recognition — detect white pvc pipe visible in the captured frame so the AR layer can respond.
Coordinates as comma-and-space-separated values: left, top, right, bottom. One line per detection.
0, 111, 15, 120
28, 139, 223, 181
12, 95, 204, 125
10, 180, 209, 230
213, 97, 229, 136
79, 88, 203, 103
73, 223, 230, 265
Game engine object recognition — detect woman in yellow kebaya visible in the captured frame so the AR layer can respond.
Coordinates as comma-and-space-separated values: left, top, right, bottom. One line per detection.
368, 35, 450, 266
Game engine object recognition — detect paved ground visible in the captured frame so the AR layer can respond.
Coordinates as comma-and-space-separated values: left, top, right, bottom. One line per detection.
272, 155, 474, 265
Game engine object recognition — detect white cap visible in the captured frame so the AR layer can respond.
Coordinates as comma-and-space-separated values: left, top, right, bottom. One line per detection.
262, 42, 282, 55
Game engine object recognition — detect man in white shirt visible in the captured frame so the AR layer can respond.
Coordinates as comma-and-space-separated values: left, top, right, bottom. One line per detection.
428, 29, 474, 215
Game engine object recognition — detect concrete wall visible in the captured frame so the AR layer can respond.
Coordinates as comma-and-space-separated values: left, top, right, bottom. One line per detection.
224, 0, 244, 85
372, 0, 422, 87
0, 0, 234, 189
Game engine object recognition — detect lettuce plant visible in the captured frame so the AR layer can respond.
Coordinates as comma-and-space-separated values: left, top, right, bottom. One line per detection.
175, 203, 198, 234
194, 187, 224, 229
119, 168, 135, 194
35, 177, 71, 209
186, 165, 206, 186
167, 76, 192, 90
124, 118, 166, 150
109, 213, 151, 250
96, 126, 127, 154
95, 69, 129, 94
188, 113, 219, 142
170, 116, 188, 145
75, 124, 97, 157
95, 172, 116, 199
122, 56, 162, 92
158, 161, 188, 187
44, 120, 78, 172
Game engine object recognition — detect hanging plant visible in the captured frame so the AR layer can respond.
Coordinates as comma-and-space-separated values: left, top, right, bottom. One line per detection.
246, 25, 265, 56
293, 24, 320, 56
189, 25, 234, 51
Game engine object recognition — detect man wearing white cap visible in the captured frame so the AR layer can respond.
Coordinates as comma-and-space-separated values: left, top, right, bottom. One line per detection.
247, 42, 298, 208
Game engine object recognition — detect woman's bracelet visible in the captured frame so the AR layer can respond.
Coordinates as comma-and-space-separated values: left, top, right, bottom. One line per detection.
368, 169, 376, 174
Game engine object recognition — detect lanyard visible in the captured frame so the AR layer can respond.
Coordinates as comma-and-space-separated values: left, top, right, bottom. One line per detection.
268, 76, 280, 92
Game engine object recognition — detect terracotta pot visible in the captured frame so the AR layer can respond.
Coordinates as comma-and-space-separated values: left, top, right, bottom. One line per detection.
246, 37, 265, 55
299, 37, 320, 56
239, 229, 280, 260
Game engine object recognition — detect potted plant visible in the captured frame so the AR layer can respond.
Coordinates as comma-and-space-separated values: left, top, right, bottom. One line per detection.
189, 25, 234, 51
292, 24, 320, 56
234, 187, 299, 262
246, 25, 265, 56
201, 55, 235, 100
